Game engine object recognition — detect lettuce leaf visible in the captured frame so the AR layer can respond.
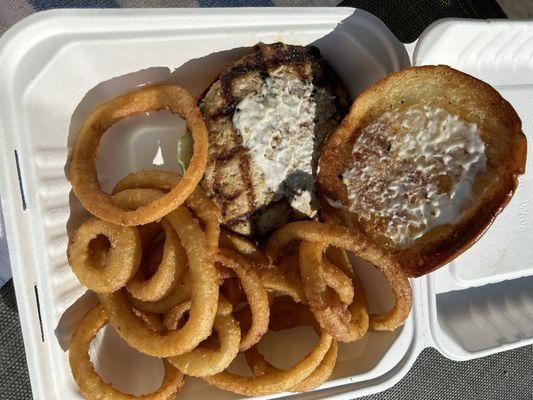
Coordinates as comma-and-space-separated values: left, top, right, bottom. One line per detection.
177, 131, 193, 175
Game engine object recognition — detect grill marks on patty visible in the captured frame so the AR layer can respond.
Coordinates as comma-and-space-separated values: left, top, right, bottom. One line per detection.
210, 44, 318, 220
201, 42, 350, 236
215, 44, 309, 117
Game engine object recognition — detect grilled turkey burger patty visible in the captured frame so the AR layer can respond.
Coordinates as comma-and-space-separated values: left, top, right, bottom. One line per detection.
200, 42, 350, 237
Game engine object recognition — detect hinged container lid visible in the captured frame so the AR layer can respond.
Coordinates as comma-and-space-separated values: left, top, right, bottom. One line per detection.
413, 19, 533, 361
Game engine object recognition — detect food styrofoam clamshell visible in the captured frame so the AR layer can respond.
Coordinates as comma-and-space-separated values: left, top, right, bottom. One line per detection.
0, 8, 531, 400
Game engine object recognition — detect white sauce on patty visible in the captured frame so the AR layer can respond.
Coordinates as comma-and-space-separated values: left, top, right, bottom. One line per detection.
232, 68, 336, 217
342, 105, 486, 247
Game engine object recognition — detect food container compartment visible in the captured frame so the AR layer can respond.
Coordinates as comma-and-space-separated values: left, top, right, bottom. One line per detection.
0, 8, 531, 400
416, 19, 533, 361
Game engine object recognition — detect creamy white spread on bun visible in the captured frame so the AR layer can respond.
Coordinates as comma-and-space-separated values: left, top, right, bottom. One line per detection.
342, 105, 486, 247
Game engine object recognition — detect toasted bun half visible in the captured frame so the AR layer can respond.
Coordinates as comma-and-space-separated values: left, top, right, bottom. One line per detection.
317, 65, 527, 277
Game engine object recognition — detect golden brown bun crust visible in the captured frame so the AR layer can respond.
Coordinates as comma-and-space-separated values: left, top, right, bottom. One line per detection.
317, 65, 527, 277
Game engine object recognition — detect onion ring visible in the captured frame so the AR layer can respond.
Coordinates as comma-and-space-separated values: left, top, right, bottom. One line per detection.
289, 340, 337, 392
323, 259, 354, 305
300, 242, 369, 341
202, 305, 333, 396
162, 296, 237, 332
68, 85, 208, 226
67, 218, 141, 293
327, 247, 369, 339
129, 273, 191, 315
126, 220, 188, 302
299, 242, 330, 310
219, 230, 269, 266
166, 296, 241, 377
99, 200, 218, 357
245, 299, 338, 392
255, 262, 306, 303
218, 231, 306, 303
215, 249, 269, 350
69, 304, 184, 399
112, 170, 220, 252
111, 189, 190, 302
260, 251, 307, 303
132, 308, 165, 333
162, 301, 191, 332
267, 222, 412, 331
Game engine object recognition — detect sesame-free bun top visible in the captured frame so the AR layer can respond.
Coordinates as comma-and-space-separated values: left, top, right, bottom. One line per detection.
317, 65, 527, 277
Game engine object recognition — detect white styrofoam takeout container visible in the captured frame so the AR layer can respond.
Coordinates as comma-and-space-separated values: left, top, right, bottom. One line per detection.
0, 7, 532, 400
